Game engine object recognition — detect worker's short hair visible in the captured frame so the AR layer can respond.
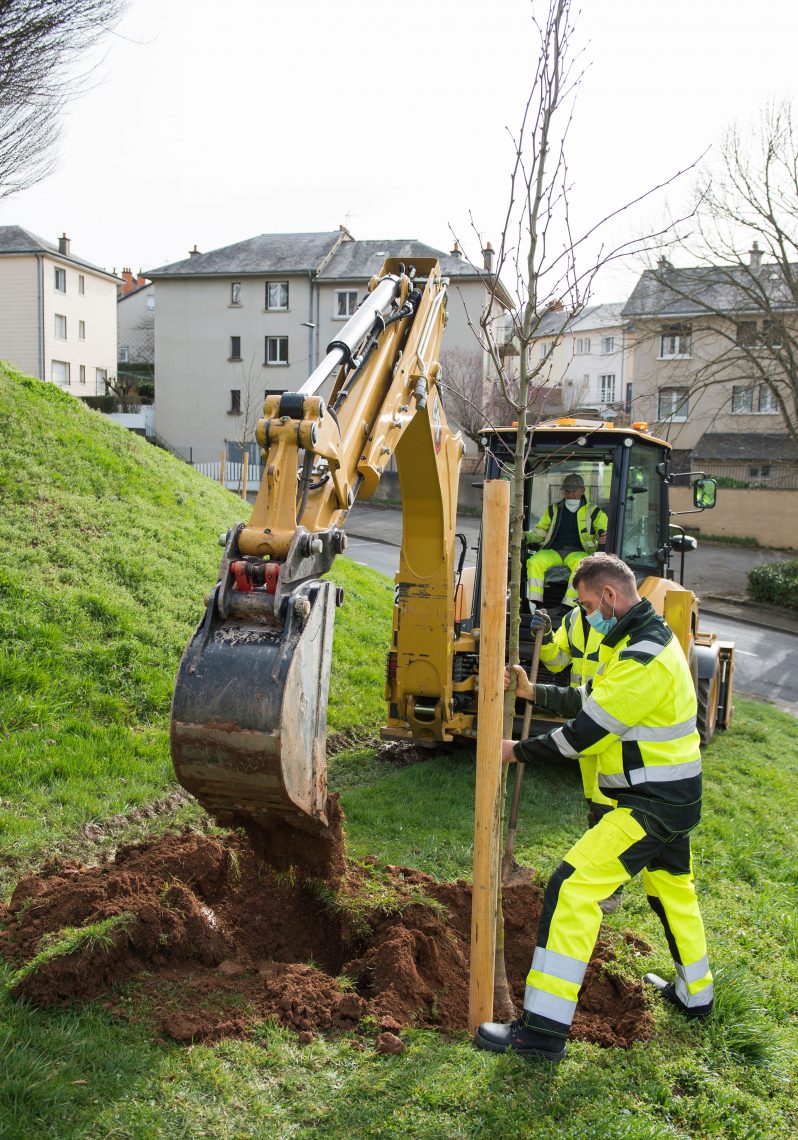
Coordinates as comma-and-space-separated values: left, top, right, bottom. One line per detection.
562, 472, 585, 488
572, 553, 637, 596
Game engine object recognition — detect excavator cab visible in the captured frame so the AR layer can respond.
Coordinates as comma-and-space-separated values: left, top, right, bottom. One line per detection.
470, 419, 734, 742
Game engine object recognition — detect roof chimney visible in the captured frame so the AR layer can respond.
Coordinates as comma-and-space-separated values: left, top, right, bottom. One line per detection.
188, 244, 201, 258
656, 255, 671, 271
450, 241, 463, 258
58, 233, 71, 256
482, 241, 494, 273
749, 241, 762, 269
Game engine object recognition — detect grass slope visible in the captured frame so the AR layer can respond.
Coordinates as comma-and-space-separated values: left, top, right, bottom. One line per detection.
1, 366, 797, 1138
0, 367, 390, 866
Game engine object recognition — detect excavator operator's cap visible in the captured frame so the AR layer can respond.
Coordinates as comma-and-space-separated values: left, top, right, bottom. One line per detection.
562, 473, 585, 489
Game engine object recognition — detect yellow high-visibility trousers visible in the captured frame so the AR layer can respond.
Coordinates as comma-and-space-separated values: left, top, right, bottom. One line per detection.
523, 807, 713, 1038
525, 549, 586, 606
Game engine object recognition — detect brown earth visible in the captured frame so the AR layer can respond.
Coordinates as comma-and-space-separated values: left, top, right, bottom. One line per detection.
0, 807, 654, 1050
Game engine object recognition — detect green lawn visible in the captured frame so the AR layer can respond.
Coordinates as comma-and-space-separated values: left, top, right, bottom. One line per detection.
1, 367, 797, 1138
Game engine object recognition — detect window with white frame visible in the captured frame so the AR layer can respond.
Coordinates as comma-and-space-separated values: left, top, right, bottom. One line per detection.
54, 313, 67, 339
52, 360, 70, 385
231, 281, 242, 306
265, 336, 288, 365
78, 274, 85, 295
146, 293, 155, 311
78, 320, 86, 340
79, 364, 86, 384
749, 464, 771, 479
266, 281, 289, 311
335, 290, 358, 318
119, 346, 129, 363
230, 335, 241, 360
658, 386, 689, 420
601, 336, 615, 354
54, 267, 66, 292
95, 368, 107, 392
575, 337, 591, 354
731, 384, 777, 414
539, 341, 548, 359
599, 373, 616, 403
659, 323, 692, 358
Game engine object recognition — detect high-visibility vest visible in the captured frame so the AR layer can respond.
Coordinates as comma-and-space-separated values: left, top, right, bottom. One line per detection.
517, 599, 702, 833
540, 607, 605, 688
526, 497, 608, 554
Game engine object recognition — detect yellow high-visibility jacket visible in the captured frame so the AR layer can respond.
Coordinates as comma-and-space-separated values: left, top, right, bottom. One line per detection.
517, 599, 701, 833
526, 497, 608, 553
540, 607, 605, 688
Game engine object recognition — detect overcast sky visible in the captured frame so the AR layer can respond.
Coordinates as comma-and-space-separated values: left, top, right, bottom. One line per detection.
2, 0, 797, 300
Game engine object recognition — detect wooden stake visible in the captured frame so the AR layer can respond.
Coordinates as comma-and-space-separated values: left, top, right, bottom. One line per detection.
241, 451, 249, 500
469, 479, 510, 1035
219, 449, 226, 486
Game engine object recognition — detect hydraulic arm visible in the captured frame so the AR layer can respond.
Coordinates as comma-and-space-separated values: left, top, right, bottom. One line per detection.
170, 258, 461, 854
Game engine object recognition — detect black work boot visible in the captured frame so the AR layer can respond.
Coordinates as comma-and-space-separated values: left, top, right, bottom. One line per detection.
661, 982, 713, 1020
474, 1015, 566, 1062
644, 973, 713, 1020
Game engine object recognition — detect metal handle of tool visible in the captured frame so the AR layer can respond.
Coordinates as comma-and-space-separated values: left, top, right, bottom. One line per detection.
501, 624, 544, 880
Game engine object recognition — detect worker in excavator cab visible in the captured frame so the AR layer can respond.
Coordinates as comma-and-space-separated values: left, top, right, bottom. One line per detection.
528, 602, 623, 914
525, 473, 607, 612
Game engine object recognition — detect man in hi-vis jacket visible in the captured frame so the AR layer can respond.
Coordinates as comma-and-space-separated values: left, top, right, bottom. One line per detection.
478, 553, 712, 1063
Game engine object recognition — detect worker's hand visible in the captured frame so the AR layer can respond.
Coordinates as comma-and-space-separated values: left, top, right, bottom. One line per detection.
529, 608, 552, 636
526, 541, 541, 553
501, 739, 517, 763
504, 664, 536, 701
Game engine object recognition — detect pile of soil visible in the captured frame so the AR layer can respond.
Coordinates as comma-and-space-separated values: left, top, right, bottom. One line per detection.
0, 813, 654, 1050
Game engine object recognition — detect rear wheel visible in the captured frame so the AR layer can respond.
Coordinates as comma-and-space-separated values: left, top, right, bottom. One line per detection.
697, 661, 721, 746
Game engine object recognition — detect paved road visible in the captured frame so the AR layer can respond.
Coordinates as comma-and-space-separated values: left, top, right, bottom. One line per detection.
343, 504, 798, 715
701, 613, 798, 717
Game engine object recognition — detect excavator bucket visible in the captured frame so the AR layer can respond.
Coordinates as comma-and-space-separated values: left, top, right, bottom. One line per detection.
170, 575, 336, 854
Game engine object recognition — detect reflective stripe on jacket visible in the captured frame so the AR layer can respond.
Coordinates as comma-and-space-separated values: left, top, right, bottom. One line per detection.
540, 607, 605, 688
526, 497, 608, 554
517, 599, 702, 832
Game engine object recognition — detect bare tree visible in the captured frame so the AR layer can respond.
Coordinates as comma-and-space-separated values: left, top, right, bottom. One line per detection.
637, 102, 798, 448
455, 0, 691, 1018
0, 0, 125, 199
439, 347, 490, 448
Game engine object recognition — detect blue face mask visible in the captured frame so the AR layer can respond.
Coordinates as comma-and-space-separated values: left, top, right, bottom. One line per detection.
586, 590, 617, 635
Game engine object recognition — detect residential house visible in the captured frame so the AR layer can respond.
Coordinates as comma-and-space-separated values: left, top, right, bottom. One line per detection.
528, 303, 630, 419
622, 249, 796, 472
146, 228, 511, 464
117, 269, 154, 371
0, 226, 119, 395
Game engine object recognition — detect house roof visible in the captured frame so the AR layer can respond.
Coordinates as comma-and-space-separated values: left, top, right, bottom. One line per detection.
693, 432, 798, 461
318, 239, 488, 281
0, 225, 119, 279
531, 301, 625, 338
622, 262, 798, 320
145, 231, 513, 306
146, 231, 347, 277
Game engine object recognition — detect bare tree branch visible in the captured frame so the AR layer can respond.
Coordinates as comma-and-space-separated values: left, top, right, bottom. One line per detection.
0, 0, 125, 198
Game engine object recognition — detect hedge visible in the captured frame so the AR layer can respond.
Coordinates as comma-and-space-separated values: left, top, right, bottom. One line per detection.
748, 558, 798, 611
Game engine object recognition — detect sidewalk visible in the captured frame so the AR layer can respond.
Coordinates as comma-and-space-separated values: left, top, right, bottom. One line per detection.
345, 502, 797, 636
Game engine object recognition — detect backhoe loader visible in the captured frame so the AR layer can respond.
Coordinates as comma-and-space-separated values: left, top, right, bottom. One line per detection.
171, 258, 734, 856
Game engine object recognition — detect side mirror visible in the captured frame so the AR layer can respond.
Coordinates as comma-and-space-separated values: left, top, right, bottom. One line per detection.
692, 477, 717, 510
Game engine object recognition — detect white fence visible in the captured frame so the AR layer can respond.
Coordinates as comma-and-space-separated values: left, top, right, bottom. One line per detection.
193, 459, 263, 494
